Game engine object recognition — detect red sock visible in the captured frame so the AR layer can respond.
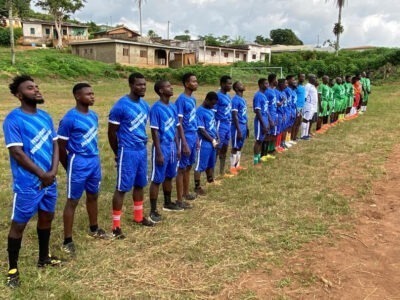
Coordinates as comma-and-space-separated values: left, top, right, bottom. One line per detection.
133, 200, 143, 223
112, 210, 122, 230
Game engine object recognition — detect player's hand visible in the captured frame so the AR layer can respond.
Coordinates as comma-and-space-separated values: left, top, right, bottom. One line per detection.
182, 142, 190, 156
262, 126, 269, 134
269, 120, 275, 127
156, 152, 164, 166
212, 139, 219, 148
176, 151, 181, 161
237, 130, 243, 140
39, 171, 56, 187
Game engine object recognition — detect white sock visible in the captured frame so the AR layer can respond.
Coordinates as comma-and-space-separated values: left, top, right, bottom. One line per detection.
364, 106, 367, 111
230, 154, 237, 168
301, 122, 307, 137
236, 151, 241, 167
306, 122, 310, 136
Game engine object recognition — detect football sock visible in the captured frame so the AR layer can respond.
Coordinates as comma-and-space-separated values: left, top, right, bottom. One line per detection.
236, 151, 241, 167
286, 132, 291, 142
63, 237, 72, 245
195, 180, 200, 188
219, 157, 226, 175
230, 154, 237, 168
150, 198, 157, 212
37, 228, 50, 260
133, 200, 143, 222
301, 122, 307, 137
89, 224, 98, 233
163, 192, 171, 206
112, 210, 122, 230
8, 237, 21, 270
253, 154, 260, 164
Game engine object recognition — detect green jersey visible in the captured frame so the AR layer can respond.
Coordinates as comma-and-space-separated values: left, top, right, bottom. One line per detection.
318, 83, 330, 102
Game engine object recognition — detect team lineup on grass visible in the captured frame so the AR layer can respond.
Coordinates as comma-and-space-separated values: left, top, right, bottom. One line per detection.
2, 71, 371, 288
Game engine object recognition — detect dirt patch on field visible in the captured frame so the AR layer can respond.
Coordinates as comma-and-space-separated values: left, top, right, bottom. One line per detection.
219, 145, 400, 299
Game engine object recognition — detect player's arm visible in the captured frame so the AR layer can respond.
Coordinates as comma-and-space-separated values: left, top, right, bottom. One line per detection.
151, 128, 163, 165
49, 140, 59, 178
178, 116, 190, 156
318, 91, 322, 112
232, 110, 242, 139
8, 146, 54, 187
255, 109, 268, 134
58, 139, 68, 171
108, 123, 119, 158
175, 126, 181, 160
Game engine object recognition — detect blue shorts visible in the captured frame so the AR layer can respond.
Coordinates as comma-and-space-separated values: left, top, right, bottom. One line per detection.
67, 154, 101, 200
116, 146, 148, 192
178, 132, 197, 169
269, 115, 278, 135
195, 139, 216, 172
254, 116, 268, 141
12, 183, 57, 223
151, 142, 178, 184
231, 124, 247, 149
216, 120, 231, 147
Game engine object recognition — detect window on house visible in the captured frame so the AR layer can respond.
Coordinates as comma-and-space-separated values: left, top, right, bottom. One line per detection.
224, 52, 229, 58
45, 28, 50, 35
30, 28, 35, 35
252, 54, 257, 59
123, 48, 129, 56
235, 53, 240, 58
75, 48, 79, 55
84, 49, 88, 54
140, 50, 147, 57
211, 51, 216, 57
89, 48, 93, 54
62, 29, 67, 35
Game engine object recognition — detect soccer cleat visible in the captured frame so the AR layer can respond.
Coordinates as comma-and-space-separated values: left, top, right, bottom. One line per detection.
194, 186, 206, 196
235, 165, 247, 171
265, 154, 276, 160
6, 269, 20, 288
163, 202, 184, 212
61, 241, 76, 256
134, 217, 155, 227
111, 227, 126, 239
183, 193, 196, 201
149, 211, 162, 223
300, 136, 310, 141
176, 200, 193, 210
275, 147, 285, 153
88, 228, 110, 239
37, 255, 62, 268
229, 167, 238, 176
260, 155, 269, 162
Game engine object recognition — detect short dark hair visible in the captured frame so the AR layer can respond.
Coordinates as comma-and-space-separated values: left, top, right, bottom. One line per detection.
286, 75, 295, 81
278, 78, 286, 85
128, 72, 145, 84
72, 82, 91, 95
182, 72, 195, 85
258, 78, 267, 86
345, 75, 352, 80
205, 91, 218, 102
232, 81, 242, 92
9, 75, 34, 96
154, 79, 169, 96
268, 73, 277, 83
220, 75, 232, 85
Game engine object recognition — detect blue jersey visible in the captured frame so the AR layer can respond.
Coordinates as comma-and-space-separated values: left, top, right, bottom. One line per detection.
150, 101, 179, 143
296, 84, 306, 109
175, 93, 197, 133
196, 106, 217, 140
253, 91, 268, 117
109, 95, 150, 148
214, 91, 231, 123
231, 94, 248, 125
58, 108, 99, 156
275, 89, 286, 113
265, 88, 277, 118
3, 108, 57, 193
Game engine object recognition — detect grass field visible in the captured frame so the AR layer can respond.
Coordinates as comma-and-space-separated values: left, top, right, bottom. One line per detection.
0, 77, 398, 299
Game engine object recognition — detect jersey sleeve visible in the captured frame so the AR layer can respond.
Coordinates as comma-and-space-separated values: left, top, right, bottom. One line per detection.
3, 115, 23, 148
173, 104, 180, 127
109, 103, 121, 125
231, 96, 239, 112
48, 115, 58, 141
175, 96, 184, 118
196, 110, 205, 129
149, 105, 160, 130
253, 93, 261, 111
57, 114, 72, 140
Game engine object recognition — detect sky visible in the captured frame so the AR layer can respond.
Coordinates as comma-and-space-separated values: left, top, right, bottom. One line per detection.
35, 0, 400, 48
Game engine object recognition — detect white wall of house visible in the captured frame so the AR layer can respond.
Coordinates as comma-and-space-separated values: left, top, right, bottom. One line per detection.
198, 47, 247, 64
22, 23, 42, 38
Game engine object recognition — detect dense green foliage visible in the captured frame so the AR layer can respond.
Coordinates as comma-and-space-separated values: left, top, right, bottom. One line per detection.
270, 28, 303, 45
0, 27, 22, 46
0, 0, 31, 18
0, 47, 398, 83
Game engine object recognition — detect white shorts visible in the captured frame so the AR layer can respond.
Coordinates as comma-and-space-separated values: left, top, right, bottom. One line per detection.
302, 109, 316, 121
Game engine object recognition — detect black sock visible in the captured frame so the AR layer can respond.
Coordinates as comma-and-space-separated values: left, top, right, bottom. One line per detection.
195, 180, 200, 188
207, 176, 214, 183
150, 198, 157, 212
37, 228, 51, 260
163, 192, 171, 206
63, 237, 73, 245
8, 237, 22, 270
89, 224, 98, 233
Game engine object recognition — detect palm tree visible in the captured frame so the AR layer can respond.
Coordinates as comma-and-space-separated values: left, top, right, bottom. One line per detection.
327, 0, 346, 56
135, 0, 146, 35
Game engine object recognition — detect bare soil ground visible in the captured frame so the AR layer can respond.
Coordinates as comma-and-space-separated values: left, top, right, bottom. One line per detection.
219, 145, 400, 299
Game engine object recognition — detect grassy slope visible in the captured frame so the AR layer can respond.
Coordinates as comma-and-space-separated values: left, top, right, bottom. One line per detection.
0, 54, 398, 298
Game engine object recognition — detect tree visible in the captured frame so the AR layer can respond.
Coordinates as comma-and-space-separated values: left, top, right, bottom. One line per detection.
254, 35, 272, 45
270, 29, 303, 45
231, 35, 246, 46
199, 34, 222, 46
135, 0, 146, 35
326, 0, 346, 56
35, 0, 86, 49
0, 0, 30, 18
147, 29, 160, 39
174, 34, 190, 42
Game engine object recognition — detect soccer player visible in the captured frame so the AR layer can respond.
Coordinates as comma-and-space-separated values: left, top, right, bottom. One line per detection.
344, 75, 354, 118
3, 75, 61, 288
175, 73, 198, 205
108, 73, 154, 239
265, 74, 279, 153
58, 83, 108, 257
316, 75, 330, 133
284, 75, 298, 145
230, 81, 249, 174
351, 75, 362, 118
253, 78, 270, 165
276, 78, 289, 149
194, 92, 219, 194
149, 80, 182, 224
215, 75, 232, 177
301, 74, 318, 140
360, 71, 371, 112
292, 73, 306, 141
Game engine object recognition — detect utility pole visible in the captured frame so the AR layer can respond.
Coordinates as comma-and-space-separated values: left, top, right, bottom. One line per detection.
8, 0, 15, 65
167, 20, 170, 40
